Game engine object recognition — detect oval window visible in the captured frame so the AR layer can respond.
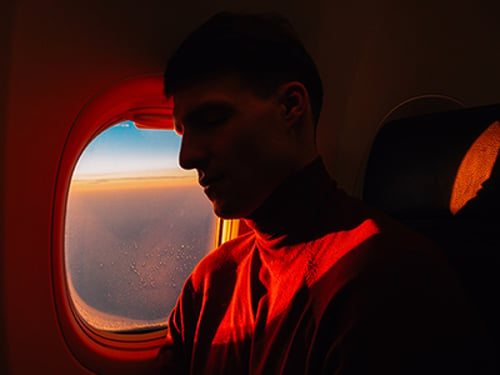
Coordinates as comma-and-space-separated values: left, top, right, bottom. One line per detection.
65, 121, 216, 333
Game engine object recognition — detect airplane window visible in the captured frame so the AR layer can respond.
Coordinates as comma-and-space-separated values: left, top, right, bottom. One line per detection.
65, 121, 216, 333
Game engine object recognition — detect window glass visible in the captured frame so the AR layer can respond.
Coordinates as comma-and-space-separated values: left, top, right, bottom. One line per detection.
65, 121, 215, 332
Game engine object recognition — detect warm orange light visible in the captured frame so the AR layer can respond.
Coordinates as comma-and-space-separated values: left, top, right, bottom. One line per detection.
69, 175, 198, 192
450, 121, 500, 214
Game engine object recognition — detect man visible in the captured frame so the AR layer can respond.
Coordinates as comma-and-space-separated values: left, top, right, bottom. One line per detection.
156, 12, 493, 374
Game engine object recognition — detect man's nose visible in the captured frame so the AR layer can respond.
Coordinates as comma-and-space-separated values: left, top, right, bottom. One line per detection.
178, 132, 207, 171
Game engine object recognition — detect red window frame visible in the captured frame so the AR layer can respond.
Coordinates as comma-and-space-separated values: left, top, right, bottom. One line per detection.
51, 75, 174, 373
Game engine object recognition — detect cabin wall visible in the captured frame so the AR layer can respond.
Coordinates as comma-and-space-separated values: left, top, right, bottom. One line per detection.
1, 2, 15, 373
315, 0, 500, 194
2, 0, 500, 373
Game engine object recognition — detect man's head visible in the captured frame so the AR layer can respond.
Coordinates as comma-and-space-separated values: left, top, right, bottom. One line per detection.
164, 12, 323, 219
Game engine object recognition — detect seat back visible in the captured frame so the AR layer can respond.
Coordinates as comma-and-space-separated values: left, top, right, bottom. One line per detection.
363, 103, 500, 359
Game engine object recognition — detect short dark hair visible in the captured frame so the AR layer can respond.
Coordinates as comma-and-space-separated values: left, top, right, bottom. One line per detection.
164, 12, 324, 126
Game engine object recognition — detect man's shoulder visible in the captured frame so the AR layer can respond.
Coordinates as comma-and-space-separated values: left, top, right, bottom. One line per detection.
316, 193, 452, 288
189, 231, 256, 290
322, 206, 461, 302
329, 189, 443, 257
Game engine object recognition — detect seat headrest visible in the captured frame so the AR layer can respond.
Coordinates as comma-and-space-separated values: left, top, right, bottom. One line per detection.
363, 104, 500, 221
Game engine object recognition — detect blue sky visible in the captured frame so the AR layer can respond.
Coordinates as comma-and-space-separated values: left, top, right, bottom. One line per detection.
73, 121, 194, 180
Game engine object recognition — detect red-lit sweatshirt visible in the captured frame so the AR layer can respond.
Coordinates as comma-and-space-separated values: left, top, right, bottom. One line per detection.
156, 159, 492, 374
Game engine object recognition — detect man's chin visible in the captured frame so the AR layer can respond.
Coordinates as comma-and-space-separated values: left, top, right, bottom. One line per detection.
213, 207, 242, 220
212, 200, 252, 220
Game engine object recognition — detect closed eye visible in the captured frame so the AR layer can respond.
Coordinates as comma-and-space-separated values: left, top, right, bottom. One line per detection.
183, 103, 235, 131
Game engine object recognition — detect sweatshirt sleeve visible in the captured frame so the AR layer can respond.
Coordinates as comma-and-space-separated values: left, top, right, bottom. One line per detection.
153, 277, 200, 374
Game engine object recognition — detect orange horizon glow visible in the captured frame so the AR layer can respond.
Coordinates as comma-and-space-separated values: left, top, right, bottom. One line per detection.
69, 174, 200, 192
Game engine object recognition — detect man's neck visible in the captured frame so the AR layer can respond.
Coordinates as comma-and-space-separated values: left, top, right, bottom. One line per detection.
244, 157, 336, 249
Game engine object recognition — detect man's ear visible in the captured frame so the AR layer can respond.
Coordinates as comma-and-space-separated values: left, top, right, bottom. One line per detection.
278, 82, 309, 124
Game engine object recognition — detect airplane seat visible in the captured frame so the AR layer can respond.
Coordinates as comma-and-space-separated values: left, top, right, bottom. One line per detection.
363, 103, 500, 361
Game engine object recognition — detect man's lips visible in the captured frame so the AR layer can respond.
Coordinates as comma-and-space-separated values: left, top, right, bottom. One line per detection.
199, 175, 223, 188
200, 177, 222, 200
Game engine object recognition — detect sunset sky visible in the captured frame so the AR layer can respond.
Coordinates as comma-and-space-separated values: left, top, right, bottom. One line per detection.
72, 121, 195, 181
65, 121, 215, 329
